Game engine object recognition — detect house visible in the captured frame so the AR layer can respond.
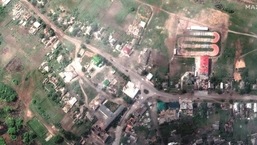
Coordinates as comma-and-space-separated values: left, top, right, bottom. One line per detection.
122, 44, 133, 56
122, 81, 139, 99
62, 97, 77, 113
95, 105, 125, 130
198, 55, 209, 76
91, 55, 104, 67
84, 26, 92, 36
158, 109, 179, 125
29, 21, 41, 34
2, 0, 11, 6
146, 73, 153, 81
139, 21, 146, 28
134, 105, 147, 117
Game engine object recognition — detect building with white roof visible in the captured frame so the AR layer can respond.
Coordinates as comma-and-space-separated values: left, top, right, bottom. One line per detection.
122, 81, 139, 99
62, 97, 77, 113
246, 103, 252, 109
139, 21, 146, 28
29, 21, 41, 34
146, 73, 153, 81
2, 0, 11, 6
254, 103, 257, 113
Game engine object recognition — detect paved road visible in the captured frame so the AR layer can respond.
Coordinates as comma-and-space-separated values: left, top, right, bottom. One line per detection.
21, 1, 257, 145
22, 0, 257, 102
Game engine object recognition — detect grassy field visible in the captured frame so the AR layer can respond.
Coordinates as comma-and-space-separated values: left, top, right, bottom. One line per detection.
27, 118, 48, 138
141, 11, 169, 57
30, 97, 65, 125
214, 32, 257, 81
47, 0, 112, 22
115, 0, 137, 24
82, 83, 98, 103
162, 0, 214, 18
214, 33, 237, 80
29, 72, 65, 125
237, 36, 257, 79
142, 0, 257, 33
142, 0, 161, 6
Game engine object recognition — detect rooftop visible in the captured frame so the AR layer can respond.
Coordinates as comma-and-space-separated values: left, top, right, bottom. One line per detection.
122, 44, 133, 56
91, 55, 103, 67
96, 105, 125, 130
122, 81, 139, 99
199, 55, 209, 75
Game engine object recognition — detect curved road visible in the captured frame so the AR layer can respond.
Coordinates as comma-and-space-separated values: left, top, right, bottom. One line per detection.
21, 0, 257, 102
21, 1, 257, 145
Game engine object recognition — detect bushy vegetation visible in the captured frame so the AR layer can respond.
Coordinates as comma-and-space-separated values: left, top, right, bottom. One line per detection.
53, 134, 64, 144
0, 137, 6, 145
0, 6, 6, 22
22, 131, 37, 144
0, 82, 17, 102
5, 117, 23, 140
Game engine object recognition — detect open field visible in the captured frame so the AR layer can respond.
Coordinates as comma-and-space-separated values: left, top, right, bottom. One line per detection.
213, 33, 237, 80
82, 82, 98, 103
237, 36, 257, 79
27, 117, 47, 137
29, 72, 65, 125
30, 96, 65, 125
115, 0, 138, 24
141, 11, 169, 57
142, 0, 257, 33
46, 0, 112, 22
0, 21, 45, 67
169, 57, 194, 79
142, 0, 162, 6
214, 32, 257, 81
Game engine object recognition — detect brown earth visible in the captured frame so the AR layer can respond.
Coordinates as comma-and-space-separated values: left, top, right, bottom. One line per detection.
233, 39, 244, 81
16, 77, 35, 122
151, 50, 169, 67
5, 57, 23, 72
169, 58, 181, 77
194, 9, 229, 28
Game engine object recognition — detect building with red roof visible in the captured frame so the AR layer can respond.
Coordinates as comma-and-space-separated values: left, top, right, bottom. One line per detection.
122, 44, 133, 56
199, 56, 209, 75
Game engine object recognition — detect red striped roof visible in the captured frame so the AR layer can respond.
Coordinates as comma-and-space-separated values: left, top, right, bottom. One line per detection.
200, 56, 209, 75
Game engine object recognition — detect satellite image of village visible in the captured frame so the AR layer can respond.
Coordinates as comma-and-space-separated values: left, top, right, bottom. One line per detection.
1, 0, 257, 145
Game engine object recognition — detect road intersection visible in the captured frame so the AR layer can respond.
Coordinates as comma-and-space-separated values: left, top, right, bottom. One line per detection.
21, 1, 257, 144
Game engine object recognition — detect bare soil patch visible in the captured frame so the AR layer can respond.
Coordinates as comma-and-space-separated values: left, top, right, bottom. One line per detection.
169, 58, 181, 77
16, 78, 35, 121
5, 57, 23, 72
151, 50, 168, 67
100, 0, 123, 30
194, 9, 229, 27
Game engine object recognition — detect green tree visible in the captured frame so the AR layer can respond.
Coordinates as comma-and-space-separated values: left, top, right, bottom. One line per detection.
0, 6, 6, 22
53, 135, 64, 144
22, 131, 37, 144
0, 137, 6, 145
0, 82, 18, 102
7, 127, 17, 135
5, 117, 15, 127
3, 106, 12, 113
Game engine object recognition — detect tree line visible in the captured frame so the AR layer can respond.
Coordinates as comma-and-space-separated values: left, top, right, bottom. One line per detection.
0, 82, 17, 102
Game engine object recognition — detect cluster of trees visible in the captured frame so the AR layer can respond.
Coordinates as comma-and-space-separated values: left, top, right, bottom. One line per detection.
53, 135, 64, 144
22, 131, 37, 144
5, 117, 23, 140
123, 96, 133, 104
61, 130, 80, 141
47, 89, 62, 105
0, 82, 17, 102
160, 116, 197, 144
215, 3, 235, 14
0, 137, 6, 145
0, 6, 6, 22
